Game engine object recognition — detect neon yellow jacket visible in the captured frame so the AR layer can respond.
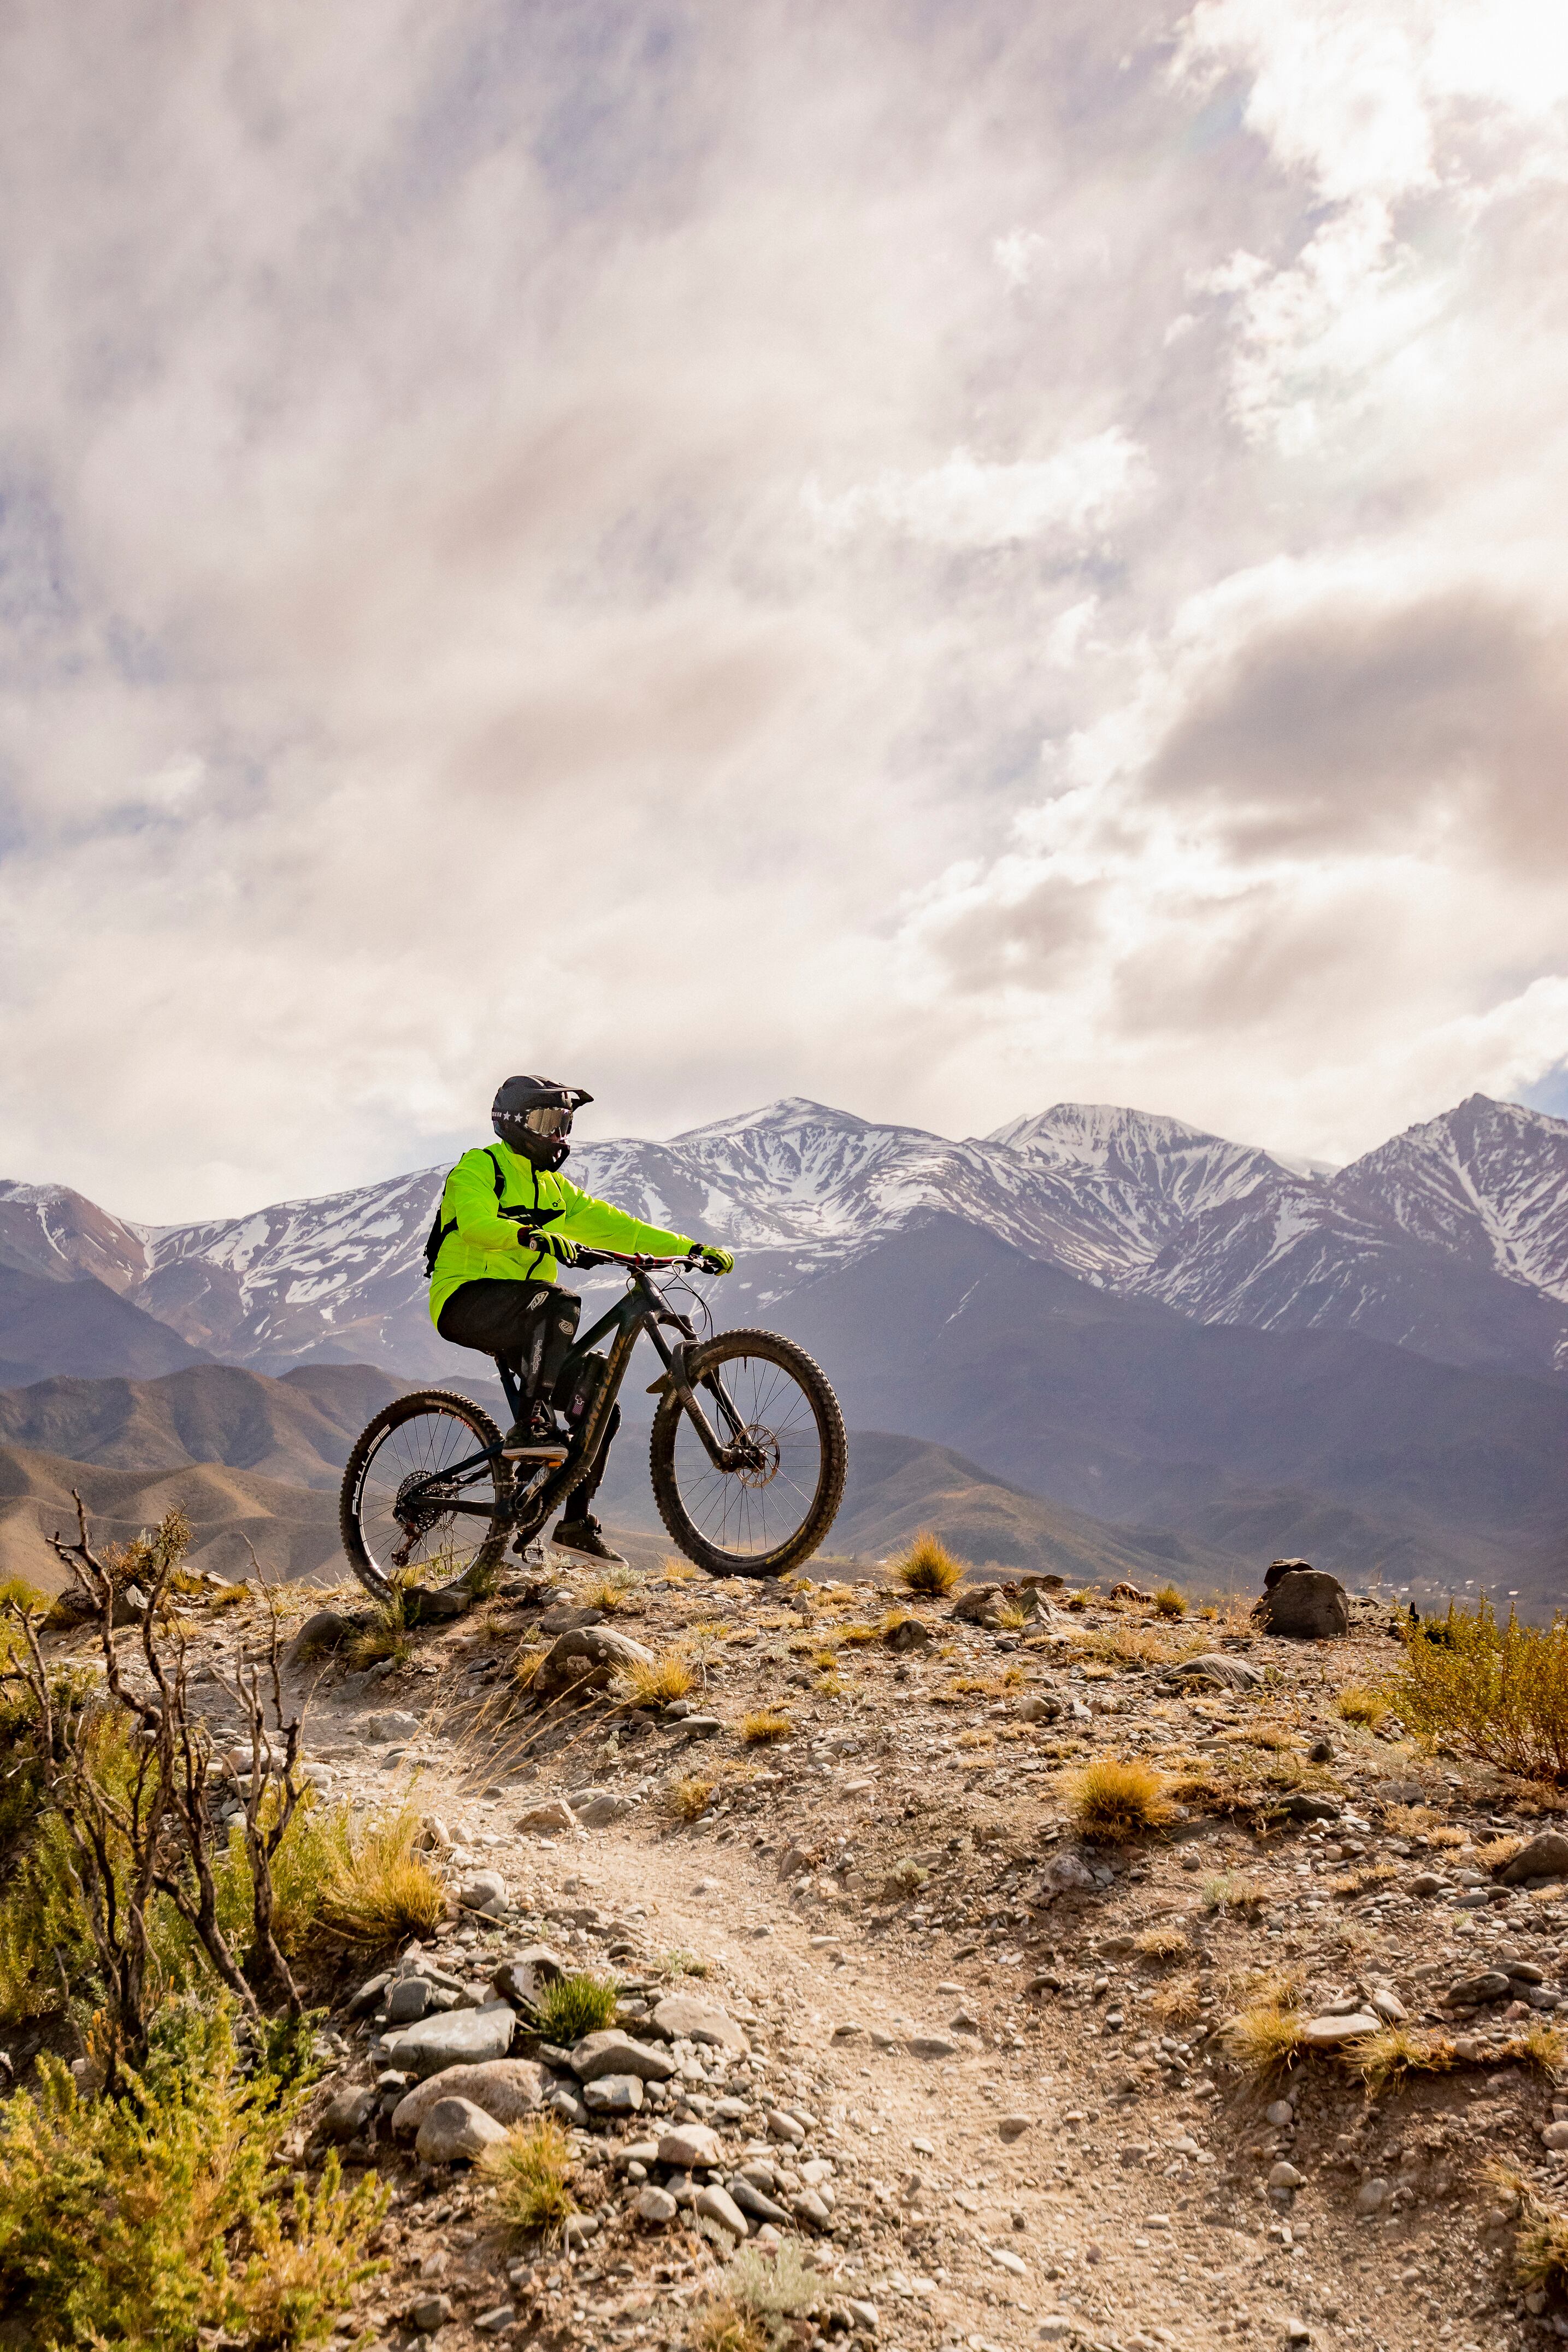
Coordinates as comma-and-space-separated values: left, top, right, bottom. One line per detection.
427, 1141, 695, 1327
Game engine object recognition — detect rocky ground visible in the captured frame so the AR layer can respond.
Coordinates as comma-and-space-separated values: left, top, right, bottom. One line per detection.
36, 1558, 1568, 2352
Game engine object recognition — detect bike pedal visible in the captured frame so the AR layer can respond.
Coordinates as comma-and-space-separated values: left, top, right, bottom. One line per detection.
501, 1441, 570, 1462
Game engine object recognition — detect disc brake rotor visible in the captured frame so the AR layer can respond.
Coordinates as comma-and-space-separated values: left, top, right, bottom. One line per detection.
731, 1423, 781, 1489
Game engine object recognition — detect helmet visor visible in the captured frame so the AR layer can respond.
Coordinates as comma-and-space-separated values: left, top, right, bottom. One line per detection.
522, 1104, 573, 1139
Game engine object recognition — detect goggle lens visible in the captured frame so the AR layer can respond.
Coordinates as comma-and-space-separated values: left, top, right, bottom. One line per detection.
522, 1105, 571, 1137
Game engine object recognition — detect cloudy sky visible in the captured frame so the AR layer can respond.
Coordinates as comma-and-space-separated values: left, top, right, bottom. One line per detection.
4, 0, 1568, 1220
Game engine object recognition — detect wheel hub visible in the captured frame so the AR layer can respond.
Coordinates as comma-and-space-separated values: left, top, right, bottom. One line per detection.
393, 1469, 455, 1540
731, 1424, 781, 1489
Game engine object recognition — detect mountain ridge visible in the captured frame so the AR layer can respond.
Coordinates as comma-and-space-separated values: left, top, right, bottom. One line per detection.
4, 1089, 1567, 1388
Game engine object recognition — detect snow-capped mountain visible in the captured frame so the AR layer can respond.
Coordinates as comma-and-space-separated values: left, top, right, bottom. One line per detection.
1334, 1095, 1568, 1305
5, 1089, 1568, 1384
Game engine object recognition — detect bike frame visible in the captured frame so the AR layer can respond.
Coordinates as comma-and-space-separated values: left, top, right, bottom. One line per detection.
394, 1257, 752, 1537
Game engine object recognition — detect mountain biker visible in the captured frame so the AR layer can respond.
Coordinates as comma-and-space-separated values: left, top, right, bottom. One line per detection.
428, 1075, 734, 1565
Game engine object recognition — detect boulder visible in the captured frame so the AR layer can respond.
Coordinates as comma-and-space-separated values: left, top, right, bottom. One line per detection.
1299, 2012, 1381, 2049
317, 2084, 378, 2143
290, 1608, 358, 1661
650, 1995, 751, 2055
515, 1799, 578, 1835
386, 1978, 431, 2024
537, 1605, 606, 1634
1286, 1794, 1342, 1822
1494, 1830, 1568, 1885
360, 1710, 420, 1743
1109, 1582, 1153, 1605
415, 2096, 511, 2164
1448, 1970, 1513, 2007
384, 2005, 516, 2079
492, 1947, 569, 2008
567, 1788, 635, 1829
1167, 1654, 1265, 1690
569, 2030, 677, 2084
534, 1626, 656, 1697
658, 2123, 723, 2170
729, 2177, 791, 2226
1264, 1557, 1313, 1590
582, 2073, 644, 2115
392, 2059, 553, 2137
636, 2184, 679, 2224
695, 2183, 750, 2239
1015, 1693, 1064, 1724
881, 1617, 932, 1653
1260, 1568, 1349, 1640
948, 1586, 1006, 1627
457, 1869, 509, 1916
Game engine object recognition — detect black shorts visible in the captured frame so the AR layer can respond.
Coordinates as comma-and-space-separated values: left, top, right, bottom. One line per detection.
435, 1277, 563, 1362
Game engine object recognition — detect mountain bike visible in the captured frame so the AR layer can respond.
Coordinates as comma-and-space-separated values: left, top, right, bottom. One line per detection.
339, 1249, 846, 1608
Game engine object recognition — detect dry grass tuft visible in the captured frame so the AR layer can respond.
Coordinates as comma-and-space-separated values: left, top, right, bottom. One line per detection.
311, 1806, 445, 1951
1202, 1872, 1268, 1915
581, 1567, 640, 1612
956, 1727, 994, 1750
740, 1708, 792, 1745
659, 1557, 699, 1585
1150, 1974, 1204, 2025
891, 1530, 964, 1596
1336, 1684, 1392, 1729
1490, 2167, 1568, 2301
614, 1652, 696, 1708
1224, 1991, 1305, 2078
1349, 2025, 1457, 2095
1506, 2021, 1568, 2076
1329, 1859, 1402, 1896
692, 2304, 767, 2352
483, 2117, 578, 2237
1134, 1921, 1193, 1962
1069, 1754, 1173, 1842
666, 1775, 716, 1823
346, 1590, 413, 1673
838, 1623, 878, 1646
1153, 1582, 1188, 1619
814, 1672, 846, 1697
512, 1641, 550, 1691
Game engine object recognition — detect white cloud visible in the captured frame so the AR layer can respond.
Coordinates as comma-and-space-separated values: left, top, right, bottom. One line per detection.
804, 432, 1150, 551
1, 1, 1567, 1214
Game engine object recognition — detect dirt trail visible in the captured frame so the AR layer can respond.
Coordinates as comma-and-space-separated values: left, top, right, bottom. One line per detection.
238, 1553, 1554, 2352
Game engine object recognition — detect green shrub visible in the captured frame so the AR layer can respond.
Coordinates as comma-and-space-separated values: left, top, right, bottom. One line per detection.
531, 1971, 618, 2042
0, 2001, 384, 2347
1393, 1600, 1568, 1782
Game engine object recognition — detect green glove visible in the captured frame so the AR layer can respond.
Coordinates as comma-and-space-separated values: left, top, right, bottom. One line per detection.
692, 1242, 734, 1275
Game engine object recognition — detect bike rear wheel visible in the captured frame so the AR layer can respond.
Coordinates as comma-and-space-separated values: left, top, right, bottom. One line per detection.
649, 1329, 846, 1578
340, 1389, 512, 1607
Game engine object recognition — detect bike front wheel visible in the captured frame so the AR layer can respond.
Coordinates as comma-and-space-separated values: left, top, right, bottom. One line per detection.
340, 1389, 512, 1607
649, 1329, 846, 1578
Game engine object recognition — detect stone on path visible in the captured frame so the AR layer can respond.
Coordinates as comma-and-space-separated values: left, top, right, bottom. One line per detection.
1261, 1566, 1349, 1639
1495, 1830, 1568, 1884
582, 2072, 644, 2115
569, 2030, 677, 2084
658, 2123, 723, 2169
534, 1626, 656, 1697
415, 2095, 511, 2163
492, 1947, 568, 2007
650, 1995, 750, 2054
392, 2059, 553, 2137
636, 2184, 679, 2224
515, 1799, 577, 1835
695, 2183, 750, 2239
384, 2005, 515, 2079
1299, 2012, 1380, 2049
